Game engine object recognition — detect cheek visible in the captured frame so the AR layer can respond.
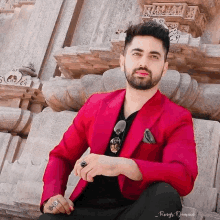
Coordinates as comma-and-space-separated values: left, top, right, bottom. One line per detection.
125, 58, 136, 70
151, 62, 164, 72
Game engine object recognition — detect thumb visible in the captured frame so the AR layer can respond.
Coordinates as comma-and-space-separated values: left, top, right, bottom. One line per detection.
67, 199, 74, 210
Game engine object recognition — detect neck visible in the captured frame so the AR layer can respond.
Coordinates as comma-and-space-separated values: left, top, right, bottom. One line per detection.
124, 83, 158, 111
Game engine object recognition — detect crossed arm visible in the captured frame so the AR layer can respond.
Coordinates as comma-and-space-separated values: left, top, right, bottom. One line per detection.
73, 153, 143, 182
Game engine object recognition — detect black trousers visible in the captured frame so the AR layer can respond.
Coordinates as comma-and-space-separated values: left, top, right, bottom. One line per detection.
37, 182, 182, 220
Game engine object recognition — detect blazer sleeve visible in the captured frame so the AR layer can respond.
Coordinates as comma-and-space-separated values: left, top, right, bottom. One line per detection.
39, 95, 93, 213
131, 111, 198, 197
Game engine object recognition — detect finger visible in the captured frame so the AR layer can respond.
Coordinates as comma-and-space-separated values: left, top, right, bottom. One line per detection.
86, 168, 100, 182
73, 159, 81, 176
80, 165, 94, 181
76, 156, 91, 177
45, 199, 63, 214
57, 196, 72, 215
67, 199, 74, 211
74, 157, 88, 176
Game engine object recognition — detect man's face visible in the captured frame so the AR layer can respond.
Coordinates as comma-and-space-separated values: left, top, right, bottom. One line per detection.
120, 35, 168, 91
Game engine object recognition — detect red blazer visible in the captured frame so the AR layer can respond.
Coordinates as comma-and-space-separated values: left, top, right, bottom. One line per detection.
40, 89, 198, 212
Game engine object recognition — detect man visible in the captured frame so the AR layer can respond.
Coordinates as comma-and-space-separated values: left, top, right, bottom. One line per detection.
38, 20, 198, 220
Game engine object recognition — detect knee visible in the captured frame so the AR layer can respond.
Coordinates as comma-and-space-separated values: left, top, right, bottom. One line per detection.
147, 182, 182, 203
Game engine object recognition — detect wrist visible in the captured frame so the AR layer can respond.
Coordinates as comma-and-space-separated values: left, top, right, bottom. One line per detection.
118, 158, 143, 181
117, 157, 132, 176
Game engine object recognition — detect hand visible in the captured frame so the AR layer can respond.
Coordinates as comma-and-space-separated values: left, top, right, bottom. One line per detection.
73, 153, 121, 182
43, 194, 74, 215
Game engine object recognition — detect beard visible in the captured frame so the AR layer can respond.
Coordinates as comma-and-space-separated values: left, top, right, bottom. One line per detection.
124, 64, 164, 91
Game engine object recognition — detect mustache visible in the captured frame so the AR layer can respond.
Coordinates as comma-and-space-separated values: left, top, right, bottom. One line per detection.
133, 67, 152, 75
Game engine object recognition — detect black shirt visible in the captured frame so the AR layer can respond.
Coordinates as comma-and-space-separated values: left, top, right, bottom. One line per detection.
74, 103, 139, 209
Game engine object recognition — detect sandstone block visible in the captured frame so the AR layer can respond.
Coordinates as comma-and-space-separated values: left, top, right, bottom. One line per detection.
0, 133, 12, 173
0, 183, 16, 206
13, 180, 43, 207
182, 186, 217, 213
18, 110, 77, 165
21, 160, 45, 183
205, 45, 220, 58
204, 212, 220, 220
0, 160, 26, 184
180, 205, 198, 220
4, 136, 22, 163
192, 119, 220, 188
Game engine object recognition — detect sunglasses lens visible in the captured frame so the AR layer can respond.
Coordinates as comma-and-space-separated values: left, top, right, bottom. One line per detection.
114, 120, 126, 135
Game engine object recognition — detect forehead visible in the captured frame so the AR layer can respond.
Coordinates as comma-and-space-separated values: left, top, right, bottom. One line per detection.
127, 35, 164, 54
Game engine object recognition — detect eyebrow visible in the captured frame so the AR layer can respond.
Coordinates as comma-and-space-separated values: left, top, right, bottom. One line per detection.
150, 51, 162, 57
130, 48, 162, 57
131, 48, 144, 53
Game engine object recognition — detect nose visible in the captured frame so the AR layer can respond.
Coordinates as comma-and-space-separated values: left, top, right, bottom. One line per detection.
139, 55, 149, 69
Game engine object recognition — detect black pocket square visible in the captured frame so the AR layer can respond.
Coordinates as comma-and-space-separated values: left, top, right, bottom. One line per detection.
143, 129, 156, 144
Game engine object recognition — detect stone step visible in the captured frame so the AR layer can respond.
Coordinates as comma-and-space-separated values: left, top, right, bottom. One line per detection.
21, 159, 48, 183
203, 212, 220, 220
12, 180, 42, 219
182, 186, 218, 213
0, 160, 27, 184
0, 183, 16, 207
13, 180, 43, 208
180, 205, 197, 220
0, 181, 40, 219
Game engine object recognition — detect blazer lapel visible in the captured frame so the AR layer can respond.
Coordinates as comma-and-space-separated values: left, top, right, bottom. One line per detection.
90, 89, 126, 155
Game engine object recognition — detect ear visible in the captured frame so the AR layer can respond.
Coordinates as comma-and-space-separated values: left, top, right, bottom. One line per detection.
162, 61, 168, 77
119, 54, 125, 72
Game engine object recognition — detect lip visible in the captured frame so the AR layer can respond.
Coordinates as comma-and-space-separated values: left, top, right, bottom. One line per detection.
135, 71, 149, 76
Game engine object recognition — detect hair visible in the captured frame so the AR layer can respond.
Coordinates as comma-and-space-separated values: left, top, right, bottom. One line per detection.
124, 20, 170, 61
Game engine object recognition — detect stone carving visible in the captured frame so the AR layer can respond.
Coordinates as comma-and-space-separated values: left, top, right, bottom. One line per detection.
179, 25, 190, 33
166, 22, 179, 29
186, 6, 197, 19
142, 3, 207, 37
143, 3, 186, 17
42, 68, 220, 122
0, 0, 35, 10
1, 70, 31, 86
0, 63, 45, 113
114, 18, 180, 43
144, 5, 153, 17
152, 18, 169, 29
19, 63, 37, 77
151, 18, 180, 43
0, 63, 37, 87
169, 28, 180, 43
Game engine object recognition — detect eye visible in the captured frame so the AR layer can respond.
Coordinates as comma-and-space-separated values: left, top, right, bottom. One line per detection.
151, 55, 159, 59
132, 52, 141, 56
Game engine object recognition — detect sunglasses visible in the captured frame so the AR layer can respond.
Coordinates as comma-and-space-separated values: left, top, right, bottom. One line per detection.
110, 120, 126, 154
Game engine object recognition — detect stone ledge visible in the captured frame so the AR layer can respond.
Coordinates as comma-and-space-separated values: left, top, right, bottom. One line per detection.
55, 32, 220, 79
